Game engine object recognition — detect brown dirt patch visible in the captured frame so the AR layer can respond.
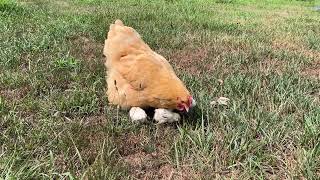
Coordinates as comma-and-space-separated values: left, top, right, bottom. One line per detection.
283, 153, 300, 177
272, 36, 320, 60
166, 46, 210, 76
118, 131, 168, 179
272, 37, 303, 52
303, 50, 320, 60
116, 127, 200, 179
82, 115, 108, 126
123, 151, 198, 180
0, 86, 30, 101
123, 151, 167, 179
301, 60, 320, 79
264, 11, 290, 24
54, 153, 68, 173
52, 1, 98, 14
272, 37, 320, 78
54, 116, 110, 175
116, 131, 145, 156
79, 116, 111, 165
80, 131, 107, 166
69, 36, 104, 61
222, 56, 287, 77
258, 58, 286, 75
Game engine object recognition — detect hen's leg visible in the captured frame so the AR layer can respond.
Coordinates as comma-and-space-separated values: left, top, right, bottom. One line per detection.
153, 109, 181, 124
129, 107, 147, 123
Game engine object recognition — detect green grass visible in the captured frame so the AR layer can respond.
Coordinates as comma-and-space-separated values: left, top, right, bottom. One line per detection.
1, 0, 319, 179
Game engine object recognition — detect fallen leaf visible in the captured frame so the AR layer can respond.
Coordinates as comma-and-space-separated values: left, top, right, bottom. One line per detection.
217, 97, 230, 105
210, 96, 230, 106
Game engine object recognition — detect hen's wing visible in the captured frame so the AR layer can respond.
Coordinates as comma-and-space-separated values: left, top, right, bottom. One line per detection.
106, 20, 175, 91
124, 55, 176, 90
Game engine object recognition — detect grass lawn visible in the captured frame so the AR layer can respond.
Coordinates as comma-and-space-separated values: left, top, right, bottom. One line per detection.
0, 0, 319, 179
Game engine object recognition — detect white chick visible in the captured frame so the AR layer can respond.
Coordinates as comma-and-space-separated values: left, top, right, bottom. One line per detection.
129, 107, 147, 123
154, 109, 181, 124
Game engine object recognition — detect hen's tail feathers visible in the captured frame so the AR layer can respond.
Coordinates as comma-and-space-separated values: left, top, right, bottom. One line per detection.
105, 19, 150, 57
109, 19, 124, 32
115, 19, 124, 26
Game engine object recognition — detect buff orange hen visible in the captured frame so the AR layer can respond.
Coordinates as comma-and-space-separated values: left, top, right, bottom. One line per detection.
103, 20, 196, 123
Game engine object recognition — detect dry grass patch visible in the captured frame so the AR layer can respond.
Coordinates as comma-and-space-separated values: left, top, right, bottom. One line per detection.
271, 36, 320, 78
168, 46, 209, 76
0, 86, 30, 101
69, 35, 104, 61
115, 127, 196, 179
301, 60, 320, 79
257, 58, 287, 75
272, 36, 304, 52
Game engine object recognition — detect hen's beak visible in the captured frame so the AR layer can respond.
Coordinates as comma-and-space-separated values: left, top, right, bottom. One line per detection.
184, 104, 189, 112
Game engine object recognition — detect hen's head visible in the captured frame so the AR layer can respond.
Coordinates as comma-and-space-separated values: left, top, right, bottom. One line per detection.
176, 96, 196, 112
